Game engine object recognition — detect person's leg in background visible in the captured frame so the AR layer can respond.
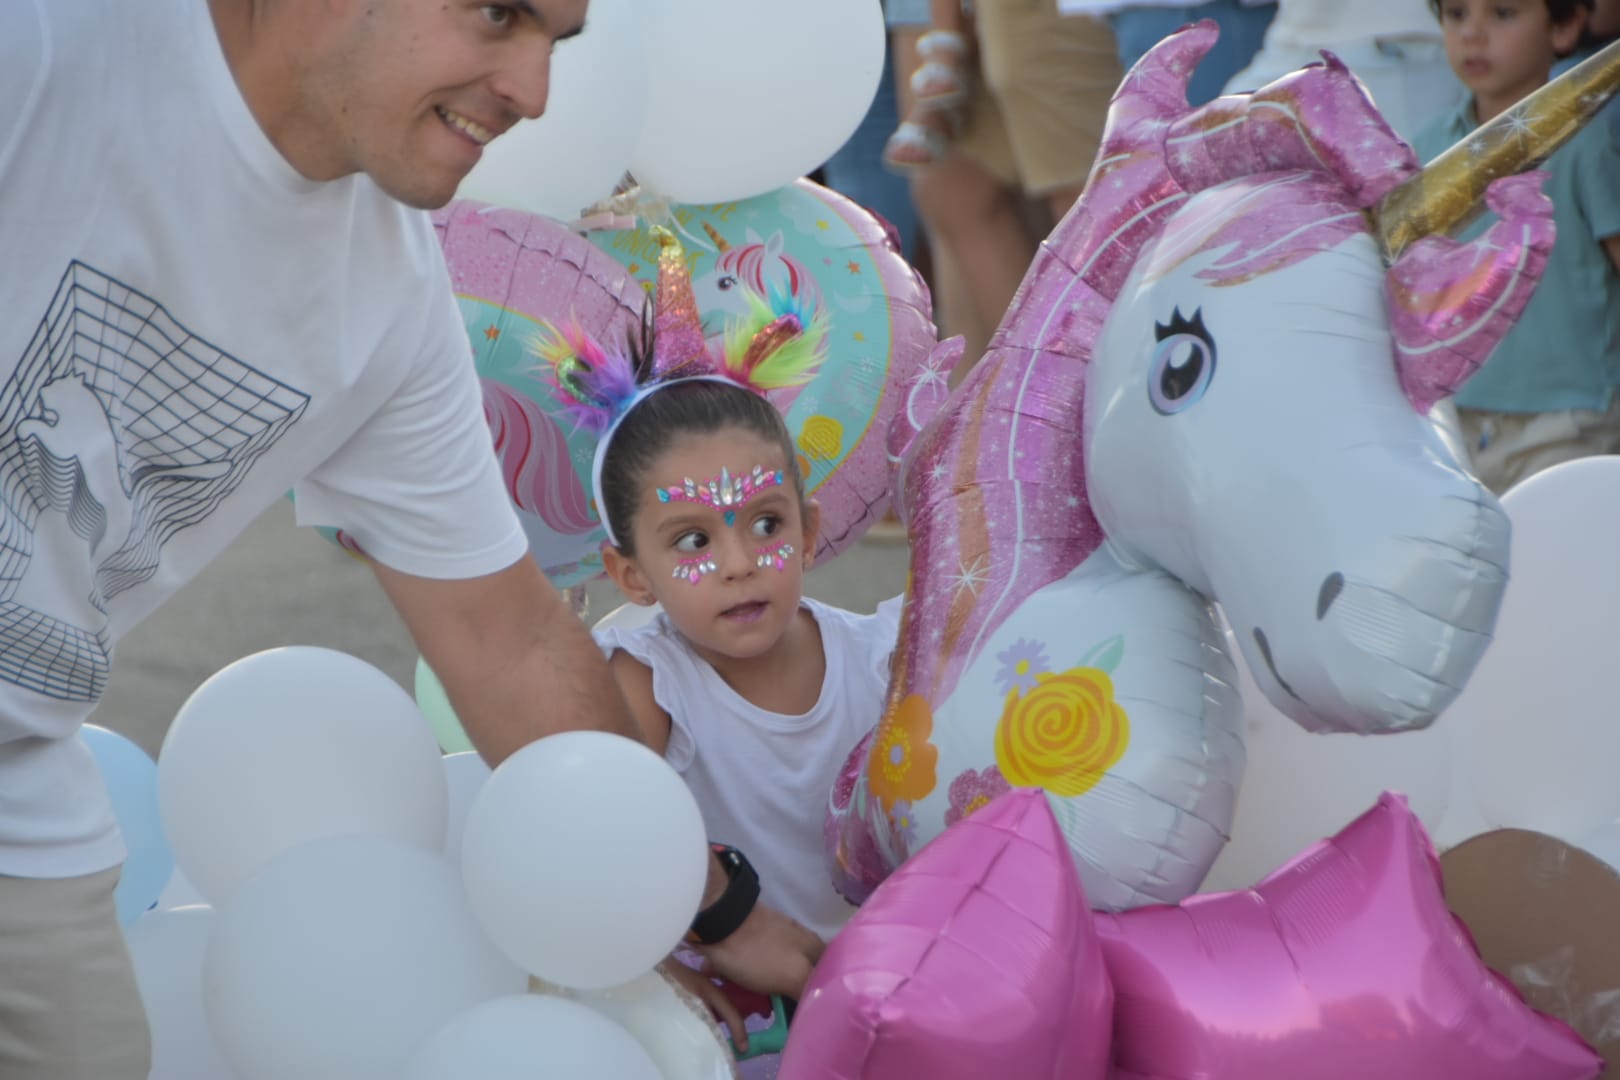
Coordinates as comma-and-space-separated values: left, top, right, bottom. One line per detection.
973, 1, 1121, 225
892, 15, 1037, 376
883, 0, 975, 173
820, 11, 924, 263
0, 868, 151, 1079
1109, 0, 1276, 105
910, 154, 1034, 378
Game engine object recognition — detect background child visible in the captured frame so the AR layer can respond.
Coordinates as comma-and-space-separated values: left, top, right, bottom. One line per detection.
1414, 0, 1620, 492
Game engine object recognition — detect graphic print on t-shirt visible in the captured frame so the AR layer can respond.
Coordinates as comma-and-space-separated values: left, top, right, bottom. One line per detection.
0, 261, 309, 702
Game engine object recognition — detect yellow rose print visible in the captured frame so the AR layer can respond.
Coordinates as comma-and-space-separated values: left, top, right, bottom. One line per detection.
797, 415, 844, 461
867, 694, 939, 812
994, 667, 1129, 798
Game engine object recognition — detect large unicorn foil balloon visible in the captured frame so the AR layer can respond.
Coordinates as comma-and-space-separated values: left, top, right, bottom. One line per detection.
831, 22, 1571, 911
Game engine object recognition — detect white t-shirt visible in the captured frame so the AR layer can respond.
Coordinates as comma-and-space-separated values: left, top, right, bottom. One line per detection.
0, 0, 527, 876
594, 598, 902, 941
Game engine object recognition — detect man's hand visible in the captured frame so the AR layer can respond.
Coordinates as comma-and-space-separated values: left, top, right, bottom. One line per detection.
659, 957, 750, 1053
694, 902, 825, 1001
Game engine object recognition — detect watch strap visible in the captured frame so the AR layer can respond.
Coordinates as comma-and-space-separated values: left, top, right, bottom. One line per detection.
688, 843, 760, 945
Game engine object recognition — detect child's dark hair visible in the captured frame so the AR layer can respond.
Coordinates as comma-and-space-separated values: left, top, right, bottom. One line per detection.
599, 379, 804, 555
1428, 0, 1593, 24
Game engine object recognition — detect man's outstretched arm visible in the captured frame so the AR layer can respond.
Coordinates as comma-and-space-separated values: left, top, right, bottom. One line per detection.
370, 554, 636, 764
371, 551, 822, 998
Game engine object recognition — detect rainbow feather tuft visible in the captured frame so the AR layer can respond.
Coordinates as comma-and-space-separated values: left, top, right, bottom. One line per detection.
719, 284, 828, 391
532, 320, 641, 434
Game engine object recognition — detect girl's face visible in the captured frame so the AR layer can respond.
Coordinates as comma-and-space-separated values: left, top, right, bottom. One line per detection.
606, 427, 818, 665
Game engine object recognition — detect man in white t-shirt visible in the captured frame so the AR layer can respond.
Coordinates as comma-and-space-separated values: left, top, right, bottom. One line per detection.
0, 2, 822, 1074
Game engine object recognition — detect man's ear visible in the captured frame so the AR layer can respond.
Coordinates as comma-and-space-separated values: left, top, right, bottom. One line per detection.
602, 541, 658, 606
800, 498, 822, 571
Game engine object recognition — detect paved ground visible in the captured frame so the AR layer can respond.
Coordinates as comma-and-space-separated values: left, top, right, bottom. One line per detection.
94, 502, 911, 759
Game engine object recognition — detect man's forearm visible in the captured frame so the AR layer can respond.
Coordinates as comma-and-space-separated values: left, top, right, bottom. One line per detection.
448, 596, 640, 766
373, 555, 639, 767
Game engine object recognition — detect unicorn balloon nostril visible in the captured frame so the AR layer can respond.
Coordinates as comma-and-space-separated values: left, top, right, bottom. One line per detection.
832, 19, 1604, 910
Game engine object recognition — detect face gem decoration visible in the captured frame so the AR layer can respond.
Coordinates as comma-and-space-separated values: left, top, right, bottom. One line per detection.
656, 464, 785, 514
673, 554, 719, 585
756, 541, 796, 571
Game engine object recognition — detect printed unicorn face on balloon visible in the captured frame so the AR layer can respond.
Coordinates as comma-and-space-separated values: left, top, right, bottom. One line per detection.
692, 226, 822, 321
1079, 55, 1553, 734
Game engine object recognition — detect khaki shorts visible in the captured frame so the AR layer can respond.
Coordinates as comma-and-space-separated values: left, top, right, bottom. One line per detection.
956, 1, 1122, 195
0, 867, 151, 1079
1457, 399, 1620, 495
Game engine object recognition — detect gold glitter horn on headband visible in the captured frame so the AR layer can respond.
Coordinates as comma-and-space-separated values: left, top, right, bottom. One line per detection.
1376, 38, 1620, 259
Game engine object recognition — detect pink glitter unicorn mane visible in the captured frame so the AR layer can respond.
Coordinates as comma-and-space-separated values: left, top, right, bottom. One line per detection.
895, 21, 1552, 707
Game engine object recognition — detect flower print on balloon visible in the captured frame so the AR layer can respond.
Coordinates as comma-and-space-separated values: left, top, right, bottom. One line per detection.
994, 666, 1130, 799
865, 694, 939, 818
943, 765, 1011, 828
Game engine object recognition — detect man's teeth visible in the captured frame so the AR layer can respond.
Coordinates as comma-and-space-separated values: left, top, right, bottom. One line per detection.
439, 109, 494, 145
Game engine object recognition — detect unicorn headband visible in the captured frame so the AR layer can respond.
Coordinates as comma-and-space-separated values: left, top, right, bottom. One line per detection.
534, 226, 828, 549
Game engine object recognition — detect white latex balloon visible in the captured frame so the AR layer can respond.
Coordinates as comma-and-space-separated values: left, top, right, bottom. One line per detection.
630, 0, 886, 203
205, 835, 524, 1080
1430, 753, 1494, 852
1201, 625, 1452, 892
440, 752, 491, 868
155, 866, 207, 911
158, 647, 448, 904
1453, 457, 1620, 843
458, 0, 648, 220
461, 731, 707, 989
535, 967, 736, 1080
125, 905, 237, 1080
404, 995, 661, 1080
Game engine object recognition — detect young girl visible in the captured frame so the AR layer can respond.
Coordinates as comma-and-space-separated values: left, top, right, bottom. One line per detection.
536, 230, 901, 1044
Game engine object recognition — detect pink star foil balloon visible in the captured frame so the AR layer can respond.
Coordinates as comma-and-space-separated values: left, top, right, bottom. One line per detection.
1097, 793, 1602, 1080
783, 789, 1112, 1080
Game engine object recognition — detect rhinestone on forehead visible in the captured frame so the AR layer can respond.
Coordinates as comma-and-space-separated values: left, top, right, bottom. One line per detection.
656, 464, 785, 514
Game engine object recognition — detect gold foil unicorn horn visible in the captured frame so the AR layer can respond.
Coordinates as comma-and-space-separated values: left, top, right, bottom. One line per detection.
1376, 38, 1620, 259
649, 226, 709, 379
702, 221, 731, 253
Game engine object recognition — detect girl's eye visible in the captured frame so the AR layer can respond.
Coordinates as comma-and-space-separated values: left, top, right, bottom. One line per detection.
751, 515, 781, 538
481, 4, 512, 27
674, 531, 708, 554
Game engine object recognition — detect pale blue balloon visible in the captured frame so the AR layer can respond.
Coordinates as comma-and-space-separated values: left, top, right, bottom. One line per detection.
82, 725, 174, 925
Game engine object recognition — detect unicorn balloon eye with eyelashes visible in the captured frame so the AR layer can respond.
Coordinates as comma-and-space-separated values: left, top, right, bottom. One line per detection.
1149, 307, 1216, 415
